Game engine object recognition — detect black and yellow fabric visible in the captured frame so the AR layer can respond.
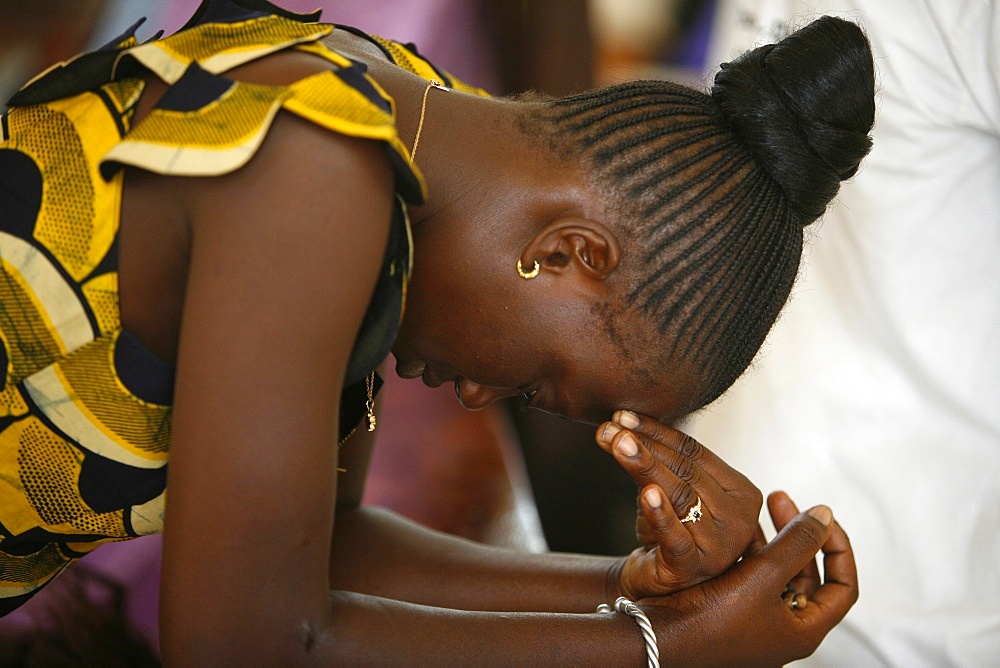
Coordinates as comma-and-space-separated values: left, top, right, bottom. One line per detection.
0, 0, 484, 615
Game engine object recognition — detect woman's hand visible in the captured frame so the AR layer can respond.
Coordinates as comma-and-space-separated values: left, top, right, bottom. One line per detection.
596, 410, 763, 599
752, 491, 840, 611
640, 495, 858, 666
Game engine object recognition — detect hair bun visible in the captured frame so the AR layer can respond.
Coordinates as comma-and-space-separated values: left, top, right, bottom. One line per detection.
711, 15, 875, 225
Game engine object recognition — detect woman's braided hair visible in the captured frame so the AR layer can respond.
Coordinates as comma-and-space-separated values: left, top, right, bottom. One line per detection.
536, 15, 875, 412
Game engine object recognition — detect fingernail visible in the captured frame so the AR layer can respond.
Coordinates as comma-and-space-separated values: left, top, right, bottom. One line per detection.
601, 422, 621, 443
616, 432, 638, 457
807, 505, 833, 526
644, 487, 663, 509
617, 410, 639, 429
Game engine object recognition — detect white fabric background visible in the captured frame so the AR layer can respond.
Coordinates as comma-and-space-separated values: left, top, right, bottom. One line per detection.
688, 1, 1000, 665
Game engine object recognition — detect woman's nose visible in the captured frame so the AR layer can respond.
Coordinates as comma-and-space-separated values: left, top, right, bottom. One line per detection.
458, 380, 520, 410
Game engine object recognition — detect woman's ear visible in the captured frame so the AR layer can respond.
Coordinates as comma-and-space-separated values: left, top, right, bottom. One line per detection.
519, 218, 621, 280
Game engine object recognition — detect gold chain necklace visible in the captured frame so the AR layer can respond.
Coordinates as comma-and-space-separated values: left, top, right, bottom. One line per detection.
358, 78, 448, 439
410, 79, 447, 161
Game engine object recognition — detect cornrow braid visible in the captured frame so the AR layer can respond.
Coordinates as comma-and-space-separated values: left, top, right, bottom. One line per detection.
542, 80, 799, 409
531, 16, 875, 415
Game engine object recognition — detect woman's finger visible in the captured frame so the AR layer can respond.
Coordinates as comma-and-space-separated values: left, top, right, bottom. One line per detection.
748, 505, 835, 591
599, 423, 702, 522
800, 518, 858, 624
638, 484, 697, 562
612, 410, 757, 493
767, 492, 822, 597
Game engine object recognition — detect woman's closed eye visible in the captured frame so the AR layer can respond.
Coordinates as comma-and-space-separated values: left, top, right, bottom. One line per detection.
518, 387, 538, 411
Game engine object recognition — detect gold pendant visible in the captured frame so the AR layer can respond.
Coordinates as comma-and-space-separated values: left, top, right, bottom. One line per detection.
365, 371, 376, 432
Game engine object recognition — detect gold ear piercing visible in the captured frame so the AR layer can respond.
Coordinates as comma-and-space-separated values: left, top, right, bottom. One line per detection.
517, 259, 540, 279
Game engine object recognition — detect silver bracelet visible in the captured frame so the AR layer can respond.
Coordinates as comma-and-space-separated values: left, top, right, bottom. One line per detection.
597, 596, 659, 668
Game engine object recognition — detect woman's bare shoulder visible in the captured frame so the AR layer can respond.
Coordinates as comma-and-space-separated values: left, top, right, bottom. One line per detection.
157, 78, 397, 657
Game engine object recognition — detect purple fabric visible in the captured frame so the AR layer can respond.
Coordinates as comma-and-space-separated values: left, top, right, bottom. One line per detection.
157, 1, 499, 91
0, 535, 163, 652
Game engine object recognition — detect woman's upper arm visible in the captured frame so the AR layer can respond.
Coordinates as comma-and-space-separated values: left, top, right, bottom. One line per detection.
159, 108, 394, 661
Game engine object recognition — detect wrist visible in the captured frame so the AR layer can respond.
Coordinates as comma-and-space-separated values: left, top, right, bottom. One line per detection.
597, 597, 660, 668
604, 556, 627, 602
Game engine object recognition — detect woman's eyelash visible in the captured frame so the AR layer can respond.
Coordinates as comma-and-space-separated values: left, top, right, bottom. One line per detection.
519, 388, 538, 411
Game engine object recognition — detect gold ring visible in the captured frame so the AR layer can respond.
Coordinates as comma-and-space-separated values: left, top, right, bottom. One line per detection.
782, 590, 809, 610
680, 496, 703, 524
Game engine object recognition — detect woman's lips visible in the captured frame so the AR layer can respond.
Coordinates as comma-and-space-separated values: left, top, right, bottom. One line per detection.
421, 365, 453, 389
394, 359, 426, 380
395, 358, 453, 388
396, 359, 462, 403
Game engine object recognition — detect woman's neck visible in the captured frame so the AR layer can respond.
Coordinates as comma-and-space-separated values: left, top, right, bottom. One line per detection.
320, 27, 574, 232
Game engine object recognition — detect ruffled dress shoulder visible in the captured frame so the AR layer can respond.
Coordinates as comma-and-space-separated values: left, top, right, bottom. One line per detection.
0, 0, 481, 616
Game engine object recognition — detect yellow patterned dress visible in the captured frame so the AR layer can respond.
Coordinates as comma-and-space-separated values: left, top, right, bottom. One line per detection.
0, 0, 485, 615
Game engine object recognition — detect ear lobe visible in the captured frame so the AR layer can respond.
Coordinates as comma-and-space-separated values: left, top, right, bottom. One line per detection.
520, 218, 621, 280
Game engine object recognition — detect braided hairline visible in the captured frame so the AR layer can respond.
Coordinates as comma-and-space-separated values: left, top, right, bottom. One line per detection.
537, 80, 803, 411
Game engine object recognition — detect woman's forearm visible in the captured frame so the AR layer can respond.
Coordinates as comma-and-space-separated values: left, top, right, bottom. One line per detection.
330, 505, 623, 613
167, 499, 856, 665
323, 590, 647, 667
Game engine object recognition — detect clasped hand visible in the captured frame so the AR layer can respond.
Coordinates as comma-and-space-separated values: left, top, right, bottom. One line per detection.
596, 410, 762, 598
596, 411, 858, 664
